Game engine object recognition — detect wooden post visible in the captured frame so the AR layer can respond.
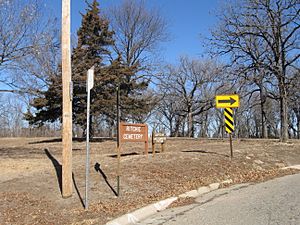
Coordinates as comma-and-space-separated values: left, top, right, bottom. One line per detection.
161, 143, 165, 152
152, 130, 155, 156
62, 0, 72, 198
229, 133, 233, 159
145, 124, 148, 155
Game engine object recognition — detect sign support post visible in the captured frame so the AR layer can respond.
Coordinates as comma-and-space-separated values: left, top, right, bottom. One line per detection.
145, 128, 149, 155
152, 130, 155, 157
116, 86, 121, 196
161, 143, 165, 152
229, 133, 233, 159
85, 66, 94, 209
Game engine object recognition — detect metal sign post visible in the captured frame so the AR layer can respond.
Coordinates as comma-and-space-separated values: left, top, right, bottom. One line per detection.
85, 66, 94, 209
229, 133, 233, 158
116, 86, 121, 196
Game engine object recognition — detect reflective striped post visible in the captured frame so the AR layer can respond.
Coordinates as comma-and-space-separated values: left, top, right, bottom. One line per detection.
224, 108, 234, 159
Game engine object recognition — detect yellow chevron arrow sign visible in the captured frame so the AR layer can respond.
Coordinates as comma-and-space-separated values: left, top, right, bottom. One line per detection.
216, 94, 239, 108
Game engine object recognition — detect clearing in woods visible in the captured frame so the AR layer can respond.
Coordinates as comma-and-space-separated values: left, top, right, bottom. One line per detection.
0, 137, 299, 224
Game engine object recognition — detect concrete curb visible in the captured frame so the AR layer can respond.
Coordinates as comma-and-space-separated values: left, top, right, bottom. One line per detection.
106, 164, 300, 225
106, 179, 232, 225
281, 165, 300, 170
106, 197, 178, 225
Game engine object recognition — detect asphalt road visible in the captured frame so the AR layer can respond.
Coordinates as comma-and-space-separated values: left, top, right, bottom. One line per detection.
138, 173, 300, 225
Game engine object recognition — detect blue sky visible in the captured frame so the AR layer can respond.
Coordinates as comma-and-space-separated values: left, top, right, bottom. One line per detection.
45, 0, 220, 63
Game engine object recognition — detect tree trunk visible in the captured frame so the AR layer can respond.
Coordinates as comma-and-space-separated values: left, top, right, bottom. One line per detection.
200, 113, 208, 138
297, 115, 300, 139
254, 115, 260, 138
279, 83, 289, 142
169, 118, 173, 137
108, 119, 114, 138
188, 111, 193, 138
174, 117, 181, 137
89, 114, 94, 138
181, 116, 186, 137
259, 87, 268, 139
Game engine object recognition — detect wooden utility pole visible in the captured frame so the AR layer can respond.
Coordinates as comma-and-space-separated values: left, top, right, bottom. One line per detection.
62, 0, 73, 198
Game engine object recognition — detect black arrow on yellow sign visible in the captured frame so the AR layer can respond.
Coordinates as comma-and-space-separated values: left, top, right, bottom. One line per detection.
218, 97, 236, 105
216, 95, 239, 108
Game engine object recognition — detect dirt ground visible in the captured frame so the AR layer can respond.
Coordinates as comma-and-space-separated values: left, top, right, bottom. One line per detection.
0, 137, 299, 225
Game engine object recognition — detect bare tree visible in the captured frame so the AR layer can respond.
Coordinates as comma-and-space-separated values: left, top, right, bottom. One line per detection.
288, 71, 300, 139
0, 0, 59, 93
210, 0, 300, 142
154, 91, 185, 136
108, 0, 168, 72
157, 57, 223, 137
0, 93, 25, 136
14, 25, 60, 95
0, 0, 42, 70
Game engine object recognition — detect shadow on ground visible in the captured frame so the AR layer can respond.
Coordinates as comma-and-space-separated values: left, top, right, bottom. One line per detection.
182, 150, 229, 158
44, 149, 84, 208
94, 162, 118, 196
30, 137, 114, 144
108, 152, 139, 158
108, 151, 162, 158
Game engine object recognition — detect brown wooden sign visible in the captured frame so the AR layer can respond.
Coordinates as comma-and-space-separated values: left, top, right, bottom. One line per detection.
151, 132, 167, 155
119, 122, 148, 154
153, 133, 167, 144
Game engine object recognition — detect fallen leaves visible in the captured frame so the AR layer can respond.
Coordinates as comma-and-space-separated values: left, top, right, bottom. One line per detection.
0, 138, 300, 224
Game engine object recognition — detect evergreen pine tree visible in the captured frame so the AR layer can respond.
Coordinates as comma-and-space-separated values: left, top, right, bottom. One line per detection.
25, 0, 152, 134
24, 68, 62, 126
98, 55, 152, 124
25, 0, 114, 132
72, 0, 114, 133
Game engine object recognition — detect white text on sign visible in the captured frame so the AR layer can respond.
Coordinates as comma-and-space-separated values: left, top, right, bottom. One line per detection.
125, 126, 142, 132
123, 134, 144, 140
